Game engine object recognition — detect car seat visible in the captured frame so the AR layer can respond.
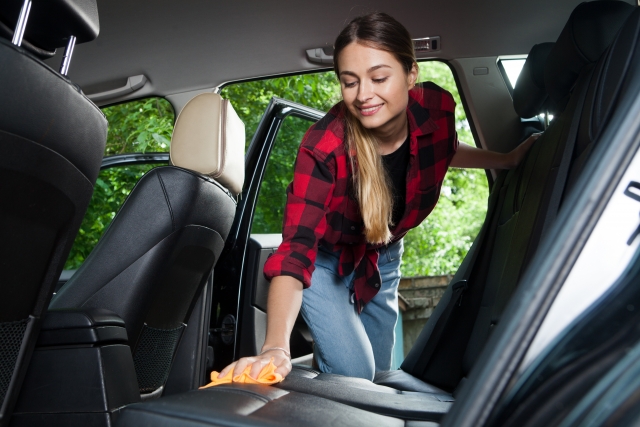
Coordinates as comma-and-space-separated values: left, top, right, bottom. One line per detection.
0, 0, 106, 424
49, 93, 245, 396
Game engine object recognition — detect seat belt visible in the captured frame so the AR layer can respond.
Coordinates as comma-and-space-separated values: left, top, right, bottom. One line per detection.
409, 170, 508, 376
540, 74, 592, 238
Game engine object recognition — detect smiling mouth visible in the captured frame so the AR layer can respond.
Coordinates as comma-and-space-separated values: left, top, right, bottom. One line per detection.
358, 104, 383, 116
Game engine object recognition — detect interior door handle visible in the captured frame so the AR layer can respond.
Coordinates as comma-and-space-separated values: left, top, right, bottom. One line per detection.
87, 74, 147, 102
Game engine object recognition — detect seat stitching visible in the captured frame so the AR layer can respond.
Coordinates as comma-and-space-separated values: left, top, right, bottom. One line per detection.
156, 172, 175, 231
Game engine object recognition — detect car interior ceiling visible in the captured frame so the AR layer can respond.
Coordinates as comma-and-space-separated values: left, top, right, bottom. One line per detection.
1, 1, 640, 427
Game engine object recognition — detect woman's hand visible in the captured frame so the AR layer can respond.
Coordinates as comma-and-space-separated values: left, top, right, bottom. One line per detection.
216, 275, 303, 381
505, 133, 542, 169
217, 348, 292, 380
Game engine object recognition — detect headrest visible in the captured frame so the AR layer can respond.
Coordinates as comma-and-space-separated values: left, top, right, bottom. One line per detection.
544, 0, 634, 112
513, 42, 555, 118
0, 0, 99, 51
170, 93, 246, 197
591, 7, 640, 140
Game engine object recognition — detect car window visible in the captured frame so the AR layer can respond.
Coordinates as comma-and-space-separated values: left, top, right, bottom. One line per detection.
499, 57, 527, 91
103, 97, 173, 155
250, 115, 314, 234
63, 98, 174, 270
220, 72, 341, 150
222, 61, 489, 278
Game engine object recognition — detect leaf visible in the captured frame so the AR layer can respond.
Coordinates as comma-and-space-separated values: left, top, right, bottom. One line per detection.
152, 133, 171, 148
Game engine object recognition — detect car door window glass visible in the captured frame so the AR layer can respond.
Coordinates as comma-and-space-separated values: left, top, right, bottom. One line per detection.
103, 97, 174, 155
252, 115, 315, 234
499, 57, 527, 91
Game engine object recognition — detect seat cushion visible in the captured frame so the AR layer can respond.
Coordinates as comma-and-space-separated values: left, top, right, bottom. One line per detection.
275, 368, 452, 421
114, 384, 439, 427
373, 370, 448, 394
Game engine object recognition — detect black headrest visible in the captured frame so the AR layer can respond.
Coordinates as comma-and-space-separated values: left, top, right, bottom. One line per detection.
0, 0, 99, 51
591, 7, 640, 140
513, 43, 555, 119
544, 0, 634, 112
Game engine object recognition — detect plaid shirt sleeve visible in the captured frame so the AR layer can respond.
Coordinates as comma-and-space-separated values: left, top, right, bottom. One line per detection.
263, 140, 336, 288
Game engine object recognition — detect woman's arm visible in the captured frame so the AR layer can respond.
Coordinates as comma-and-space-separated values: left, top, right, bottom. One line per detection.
450, 133, 541, 170
217, 275, 303, 379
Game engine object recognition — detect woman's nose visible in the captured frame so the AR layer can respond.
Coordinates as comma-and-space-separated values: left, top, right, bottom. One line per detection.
357, 80, 373, 103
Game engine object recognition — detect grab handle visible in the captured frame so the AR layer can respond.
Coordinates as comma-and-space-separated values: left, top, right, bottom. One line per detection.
87, 75, 147, 102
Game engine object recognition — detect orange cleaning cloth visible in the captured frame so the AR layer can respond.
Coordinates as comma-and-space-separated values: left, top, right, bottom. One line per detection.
200, 358, 283, 388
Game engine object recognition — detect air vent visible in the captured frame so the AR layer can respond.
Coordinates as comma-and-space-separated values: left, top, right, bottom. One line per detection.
413, 36, 441, 55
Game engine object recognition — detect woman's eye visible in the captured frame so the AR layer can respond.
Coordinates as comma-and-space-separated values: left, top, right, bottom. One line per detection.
343, 81, 357, 88
373, 77, 388, 84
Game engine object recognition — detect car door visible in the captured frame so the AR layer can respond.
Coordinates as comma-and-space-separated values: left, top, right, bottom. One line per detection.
210, 97, 324, 371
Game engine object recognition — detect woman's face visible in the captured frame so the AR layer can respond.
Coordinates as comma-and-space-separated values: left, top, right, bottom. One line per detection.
337, 42, 417, 137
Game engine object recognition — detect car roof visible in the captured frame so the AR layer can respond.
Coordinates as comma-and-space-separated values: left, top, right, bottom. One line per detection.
50, 0, 635, 103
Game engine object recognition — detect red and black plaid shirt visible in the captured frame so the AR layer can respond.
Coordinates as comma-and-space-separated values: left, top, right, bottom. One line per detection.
264, 82, 459, 312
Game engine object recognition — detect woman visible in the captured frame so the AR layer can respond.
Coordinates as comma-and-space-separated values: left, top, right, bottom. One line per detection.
219, 12, 539, 381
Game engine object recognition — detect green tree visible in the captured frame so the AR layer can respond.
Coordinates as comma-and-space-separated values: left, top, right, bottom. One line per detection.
103, 97, 173, 155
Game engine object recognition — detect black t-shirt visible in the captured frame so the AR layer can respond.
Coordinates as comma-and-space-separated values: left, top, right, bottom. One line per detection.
382, 135, 410, 226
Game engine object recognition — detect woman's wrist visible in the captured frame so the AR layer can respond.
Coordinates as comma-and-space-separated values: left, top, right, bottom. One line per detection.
260, 346, 291, 359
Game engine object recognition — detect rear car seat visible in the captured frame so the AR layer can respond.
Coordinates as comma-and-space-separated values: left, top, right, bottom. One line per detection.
112, 1, 640, 425
273, 0, 635, 416
0, 0, 106, 424
48, 93, 244, 395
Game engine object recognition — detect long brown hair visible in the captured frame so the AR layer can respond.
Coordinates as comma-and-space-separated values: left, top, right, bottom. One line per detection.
334, 12, 417, 244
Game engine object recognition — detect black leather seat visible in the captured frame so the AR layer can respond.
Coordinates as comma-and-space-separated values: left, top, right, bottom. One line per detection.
0, 1, 106, 424
50, 93, 245, 396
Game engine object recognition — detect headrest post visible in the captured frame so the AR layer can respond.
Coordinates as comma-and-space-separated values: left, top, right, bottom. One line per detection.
11, 0, 32, 47
59, 36, 76, 76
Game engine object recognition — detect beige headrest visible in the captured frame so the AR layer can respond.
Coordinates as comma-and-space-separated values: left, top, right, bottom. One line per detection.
170, 93, 245, 196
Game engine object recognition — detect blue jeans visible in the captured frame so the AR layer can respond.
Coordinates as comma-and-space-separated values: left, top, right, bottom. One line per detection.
300, 239, 403, 380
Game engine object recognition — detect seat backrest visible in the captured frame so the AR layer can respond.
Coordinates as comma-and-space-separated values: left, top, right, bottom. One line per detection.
50, 93, 245, 395
487, 11, 640, 424
401, 0, 635, 392
0, 1, 106, 425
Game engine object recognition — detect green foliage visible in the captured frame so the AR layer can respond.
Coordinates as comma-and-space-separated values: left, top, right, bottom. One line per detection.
103, 98, 174, 155
221, 72, 341, 149
221, 73, 341, 235
250, 116, 311, 234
